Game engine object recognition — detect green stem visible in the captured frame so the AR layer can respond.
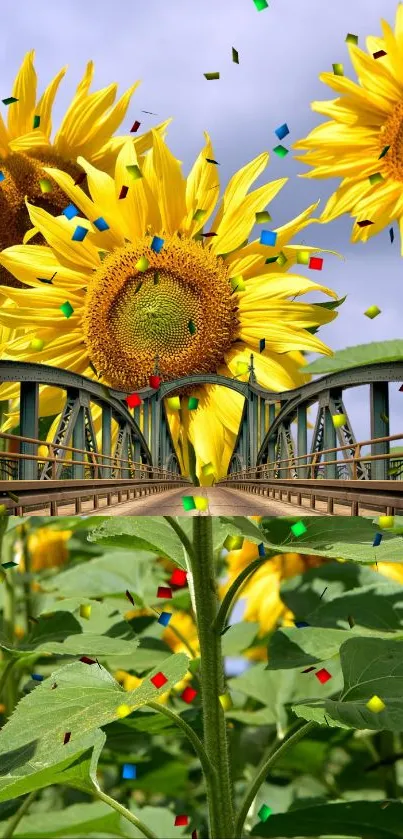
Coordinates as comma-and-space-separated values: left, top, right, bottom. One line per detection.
191, 517, 235, 839
146, 701, 217, 786
234, 721, 316, 838
1, 790, 36, 839
163, 516, 195, 562
95, 788, 158, 839
2, 567, 17, 718
213, 554, 276, 634
0, 657, 18, 702
19, 523, 33, 634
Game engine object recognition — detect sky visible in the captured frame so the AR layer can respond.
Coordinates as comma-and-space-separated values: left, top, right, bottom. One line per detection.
1, 0, 402, 447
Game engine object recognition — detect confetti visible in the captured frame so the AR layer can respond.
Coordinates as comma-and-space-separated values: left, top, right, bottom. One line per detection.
181, 686, 197, 703
297, 250, 310, 264
357, 219, 374, 227
366, 695, 385, 713
136, 256, 149, 272
230, 275, 246, 292
0, 172, 4, 182
332, 413, 346, 428
175, 815, 189, 827
379, 145, 390, 159
373, 533, 382, 547
224, 534, 244, 551
80, 604, 91, 620
315, 668, 332, 684
93, 217, 109, 232
126, 393, 142, 408
122, 763, 137, 779
60, 302, 74, 318
236, 360, 249, 375
294, 621, 310, 628
345, 33, 358, 44
72, 226, 88, 242
204, 72, 220, 80
369, 172, 384, 185
192, 208, 206, 222
259, 338, 266, 353
188, 397, 199, 410
63, 203, 79, 220
30, 338, 44, 351
373, 50, 387, 59
319, 586, 328, 600
182, 496, 196, 511
194, 496, 209, 511
125, 590, 135, 606
119, 185, 129, 200
309, 256, 323, 270
253, 0, 268, 10
390, 227, 394, 243
232, 47, 239, 64
379, 516, 394, 528
188, 320, 197, 335
151, 672, 168, 689
167, 396, 181, 411
258, 805, 272, 822
116, 704, 131, 718
258, 542, 266, 557
200, 231, 217, 238
80, 656, 96, 665
219, 693, 233, 711
380, 412, 389, 423
32, 114, 40, 129
130, 120, 141, 133
154, 270, 160, 284
148, 375, 160, 390
201, 462, 215, 476
31, 673, 44, 681
158, 612, 172, 626
332, 63, 344, 75
255, 210, 271, 223
302, 666, 316, 673
63, 732, 71, 744
150, 235, 164, 253
39, 178, 52, 193
348, 615, 355, 628
169, 569, 187, 586
276, 251, 287, 266
126, 164, 142, 180
260, 230, 277, 247
6, 491, 19, 503
157, 586, 172, 599
364, 305, 381, 319
291, 521, 307, 537
273, 145, 288, 157
275, 123, 289, 140
206, 158, 219, 165
2, 96, 18, 105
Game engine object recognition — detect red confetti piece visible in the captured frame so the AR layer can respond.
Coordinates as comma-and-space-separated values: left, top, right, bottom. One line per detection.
125, 589, 135, 605
174, 815, 189, 826
157, 586, 172, 599
80, 656, 96, 665
130, 120, 141, 132
373, 49, 387, 58
169, 569, 187, 586
149, 375, 161, 389
201, 232, 217, 237
126, 393, 142, 408
357, 219, 374, 227
119, 185, 129, 200
399, 384, 403, 392
192, 832, 198, 839
63, 732, 71, 744
315, 668, 332, 684
309, 256, 323, 271
151, 671, 168, 689
181, 686, 197, 703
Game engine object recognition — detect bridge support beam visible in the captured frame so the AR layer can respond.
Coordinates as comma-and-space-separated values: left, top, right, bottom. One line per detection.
297, 405, 308, 479
267, 403, 276, 477
323, 406, 337, 479
20, 382, 39, 480
370, 382, 390, 480
101, 404, 112, 478
72, 406, 85, 479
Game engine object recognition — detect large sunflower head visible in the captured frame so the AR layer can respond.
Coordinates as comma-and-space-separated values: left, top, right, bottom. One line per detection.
0, 130, 341, 482
293, 5, 403, 251
0, 50, 168, 286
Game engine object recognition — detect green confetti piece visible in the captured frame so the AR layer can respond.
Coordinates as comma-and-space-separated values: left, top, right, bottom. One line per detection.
126, 164, 142, 180
60, 302, 74, 318
380, 412, 389, 424
188, 320, 197, 335
39, 178, 52, 193
258, 804, 272, 822
154, 271, 160, 284
265, 256, 278, 264
369, 172, 384, 185
291, 521, 307, 537
273, 145, 288, 157
182, 496, 196, 511
30, 338, 44, 351
332, 63, 344, 75
345, 33, 358, 44
255, 210, 271, 223
224, 534, 244, 551
2, 97, 18, 105
230, 275, 246, 291
253, 0, 268, 9
192, 209, 206, 222
188, 397, 199, 410
379, 145, 390, 159
232, 47, 239, 64
204, 72, 220, 80
276, 251, 288, 266
167, 396, 181, 411
33, 114, 40, 129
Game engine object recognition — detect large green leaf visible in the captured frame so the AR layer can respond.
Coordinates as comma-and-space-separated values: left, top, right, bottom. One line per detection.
39, 551, 165, 600
250, 800, 403, 838
0, 654, 189, 803
218, 517, 266, 545
268, 624, 403, 671
300, 339, 403, 374
260, 518, 403, 564
87, 518, 189, 569
12, 801, 126, 838
221, 622, 260, 656
292, 637, 403, 731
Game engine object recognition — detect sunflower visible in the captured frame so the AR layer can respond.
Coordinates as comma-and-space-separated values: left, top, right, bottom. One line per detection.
0, 50, 168, 286
0, 131, 340, 483
293, 5, 403, 251
16, 525, 72, 571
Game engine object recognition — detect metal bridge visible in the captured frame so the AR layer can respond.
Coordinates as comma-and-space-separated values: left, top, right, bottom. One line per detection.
0, 358, 402, 516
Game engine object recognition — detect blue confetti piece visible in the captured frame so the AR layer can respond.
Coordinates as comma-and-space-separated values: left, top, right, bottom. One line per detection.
151, 235, 164, 253
373, 533, 382, 547
158, 611, 172, 626
122, 763, 137, 779
93, 216, 109, 232
72, 225, 88, 242
63, 203, 79, 220
258, 542, 266, 557
275, 122, 289, 140
31, 674, 44, 681
294, 621, 310, 628
260, 230, 277, 247
0, 171, 4, 182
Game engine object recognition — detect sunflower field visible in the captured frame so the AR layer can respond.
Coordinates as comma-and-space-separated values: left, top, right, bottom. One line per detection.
0, 514, 403, 838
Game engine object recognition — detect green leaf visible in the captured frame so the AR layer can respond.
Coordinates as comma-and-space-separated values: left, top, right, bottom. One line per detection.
305, 296, 347, 335
13, 801, 126, 838
127, 805, 189, 839
0, 653, 189, 803
300, 339, 403, 374
218, 517, 265, 544
293, 637, 403, 731
268, 624, 403, 671
221, 622, 260, 656
250, 799, 403, 837
39, 551, 165, 599
87, 518, 188, 569
260, 517, 403, 564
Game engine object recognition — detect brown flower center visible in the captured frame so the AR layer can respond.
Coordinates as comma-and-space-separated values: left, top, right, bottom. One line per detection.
381, 102, 403, 182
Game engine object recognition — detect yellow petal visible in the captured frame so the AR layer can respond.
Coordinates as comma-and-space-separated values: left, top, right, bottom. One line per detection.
54, 60, 117, 157
25, 202, 100, 270
8, 51, 37, 139
0, 245, 90, 289
241, 273, 338, 302
8, 130, 51, 152
182, 132, 220, 236
211, 178, 287, 255
238, 321, 334, 356
113, 140, 156, 240
317, 71, 392, 118
348, 43, 402, 105
223, 346, 309, 391
149, 129, 186, 234
35, 66, 67, 139
239, 300, 337, 329
0, 114, 10, 156
74, 82, 140, 160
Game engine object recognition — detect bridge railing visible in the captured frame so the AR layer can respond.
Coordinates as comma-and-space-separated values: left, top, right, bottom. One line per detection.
0, 431, 184, 483
223, 432, 403, 481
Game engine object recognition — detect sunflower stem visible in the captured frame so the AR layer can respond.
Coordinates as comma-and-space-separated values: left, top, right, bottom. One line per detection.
95, 789, 158, 839
1, 790, 37, 839
190, 516, 235, 839
19, 523, 33, 634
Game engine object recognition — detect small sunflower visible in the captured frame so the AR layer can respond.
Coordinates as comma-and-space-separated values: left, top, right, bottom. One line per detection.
16, 526, 72, 571
0, 50, 168, 286
0, 131, 340, 482
294, 5, 403, 251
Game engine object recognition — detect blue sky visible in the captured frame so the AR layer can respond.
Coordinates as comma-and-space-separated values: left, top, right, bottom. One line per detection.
1, 0, 402, 444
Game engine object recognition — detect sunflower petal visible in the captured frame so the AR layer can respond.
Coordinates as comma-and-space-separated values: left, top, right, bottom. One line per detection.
113, 140, 158, 239
182, 131, 220, 235
149, 129, 186, 234
25, 202, 100, 270
211, 178, 287, 255
238, 321, 334, 356
74, 82, 140, 160
0, 114, 10, 156
224, 346, 309, 392
8, 51, 37, 139
35, 66, 67, 139
0, 245, 90, 289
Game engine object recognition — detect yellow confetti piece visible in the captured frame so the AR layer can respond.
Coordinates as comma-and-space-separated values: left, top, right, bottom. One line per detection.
230, 275, 245, 292
236, 361, 249, 376
194, 496, 209, 511
219, 693, 233, 711
80, 604, 91, 620
39, 178, 52, 193
136, 256, 149, 272
167, 396, 181, 411
364, 305, 381, 319
379, 516, 394, 528
332, 413, 346, 428
296, 250, 310, 265
201, 462, 215, 476
366, 695, 385, 713
30, 338, 45, 352
116, 704, 132, 718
